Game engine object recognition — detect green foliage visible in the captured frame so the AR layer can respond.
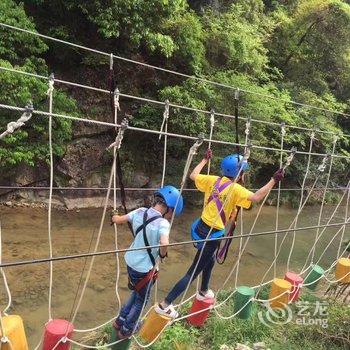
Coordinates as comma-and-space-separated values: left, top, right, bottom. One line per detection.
147, 294, 349, 350
0, 0, 79, 171
203, 1, 272, 79
269, 0, 350, 100
1, 0, 350, 193
0, 0, 47, 62
78, 0, 188, 56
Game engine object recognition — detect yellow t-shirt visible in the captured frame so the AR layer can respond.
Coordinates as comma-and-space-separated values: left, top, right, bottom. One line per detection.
195, 174, 253, 230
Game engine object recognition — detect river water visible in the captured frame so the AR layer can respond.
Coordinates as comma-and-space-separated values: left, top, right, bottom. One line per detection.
0, 203, 348, 347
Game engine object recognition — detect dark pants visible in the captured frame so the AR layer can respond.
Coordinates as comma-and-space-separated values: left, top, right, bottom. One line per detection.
117, 265, 153, 335
165, 220, 220, 304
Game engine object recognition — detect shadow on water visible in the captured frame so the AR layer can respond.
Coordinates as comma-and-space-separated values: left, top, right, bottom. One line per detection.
0, 203, 348, 347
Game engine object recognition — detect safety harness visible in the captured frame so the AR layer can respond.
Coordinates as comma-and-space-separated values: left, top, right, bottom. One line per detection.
216, 207, 240, 264
128, 209, 162, 293
207, 177, 232, 226
191, 177, 231, 249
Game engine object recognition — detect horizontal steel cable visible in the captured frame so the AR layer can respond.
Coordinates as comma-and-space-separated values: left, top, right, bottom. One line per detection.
0, 22, 349, 120
0, 66, 348, 138
1, 103, 349, 159
0, 220, 349, 269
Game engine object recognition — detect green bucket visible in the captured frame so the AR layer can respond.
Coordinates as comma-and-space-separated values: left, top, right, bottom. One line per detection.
304, 265, 325, 291
110, 327, 132, 350
234, 286, 255, 319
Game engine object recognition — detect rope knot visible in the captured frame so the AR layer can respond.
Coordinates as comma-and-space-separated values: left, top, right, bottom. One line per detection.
243, 141, 252, 162
0, 102, 33, 140
210, 109, 215, 128
47, 73, 55, 96
113, 88, 120, 111
245, 117, 251, 136
283, 147, 297, 169
318, 154, 330, 172
158, 100, 170, 141
280, 122, 286, 136
190, 133, 204, 155
107, 118, 128, 150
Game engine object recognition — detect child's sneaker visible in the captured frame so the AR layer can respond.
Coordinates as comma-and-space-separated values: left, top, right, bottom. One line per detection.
112, 319, 123, 331
197, 289, 215, 301
155, 303, 179, 318
117, 326, 132, 340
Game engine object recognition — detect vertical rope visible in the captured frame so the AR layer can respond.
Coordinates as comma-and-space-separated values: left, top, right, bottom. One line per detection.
70, 123, 128, 325
0, 223, 13, 350
232, 118, 250, 286
299, 179, 350, 273
160, 100, 169, 187
0, 222, 12, 315
255, 174, 321, 296
310, 137, 338, 263
286, 131, 315, 271
274, 123, 285, 277
337, 181, 350, 258
206, 110, 215, 176
234, 209, 244, 288
156, 100, 170, 302
112, 87, 122, 310
47, 73, 55, 321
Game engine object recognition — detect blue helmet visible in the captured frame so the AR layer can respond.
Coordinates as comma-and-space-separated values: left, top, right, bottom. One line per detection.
220, 154, 249, 178
154, 185, 184, 216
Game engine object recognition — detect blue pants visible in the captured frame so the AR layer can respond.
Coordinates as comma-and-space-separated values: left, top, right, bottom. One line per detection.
165, 235, 219, 304
117, 265, 153, 335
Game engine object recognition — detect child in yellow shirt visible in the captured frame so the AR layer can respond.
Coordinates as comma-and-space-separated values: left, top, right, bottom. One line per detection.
156, 150, 284, 317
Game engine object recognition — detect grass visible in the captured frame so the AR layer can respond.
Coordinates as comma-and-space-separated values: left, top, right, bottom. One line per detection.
75, 288, 350, 350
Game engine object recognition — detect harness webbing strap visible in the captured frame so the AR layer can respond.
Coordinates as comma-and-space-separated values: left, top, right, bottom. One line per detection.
216, 207, 240, 264
207, 178, 232, 226
134, 209, 162, 266
133, 268, 158, 293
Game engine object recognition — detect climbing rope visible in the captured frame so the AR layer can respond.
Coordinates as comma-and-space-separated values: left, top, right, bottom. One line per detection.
0, 223, 13, 350
286, 130, 315, 271
47, 73, 55, 321
159, 100, 170, 187
0, 222, 12, 315
310, 137, 338, 263
337, 177, 350, 259
255, 152, 327, 296
0, 101, 33, 140
299, 179, 350, 273
273, 122, 286, 277
111, 85, 123, 312
69, 122, 128, 327
206, 109, 215, 176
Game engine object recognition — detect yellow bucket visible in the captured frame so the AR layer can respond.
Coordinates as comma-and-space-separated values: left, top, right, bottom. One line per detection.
139, 306, 171, 343
269, 278, 292, 309
0, 315, 28, 350
335, 257, 350, 284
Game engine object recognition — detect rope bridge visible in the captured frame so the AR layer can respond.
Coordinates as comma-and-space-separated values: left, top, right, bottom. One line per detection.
0, 22, 349, 350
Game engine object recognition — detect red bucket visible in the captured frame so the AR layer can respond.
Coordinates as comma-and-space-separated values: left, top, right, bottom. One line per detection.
284, 272, 304, 302
43, 319, 74, 350
187, 295, 215, 327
